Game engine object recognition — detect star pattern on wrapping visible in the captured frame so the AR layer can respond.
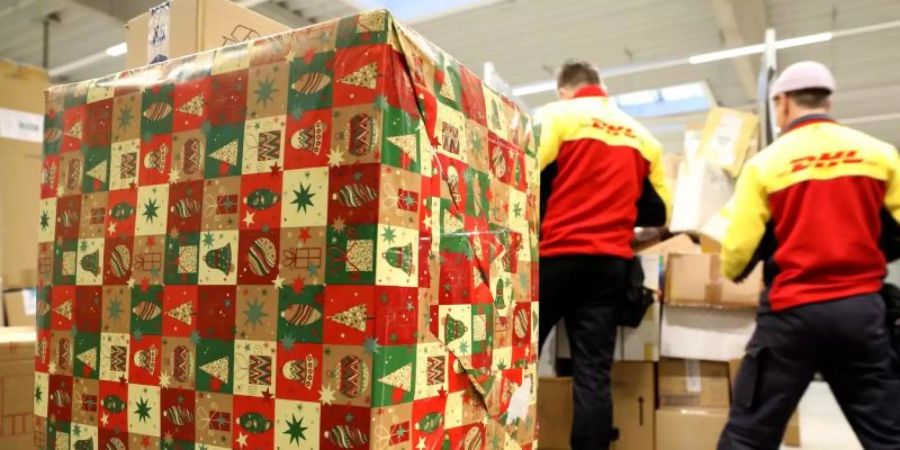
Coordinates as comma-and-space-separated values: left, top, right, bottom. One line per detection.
291, 183, 315, 213
283, 413, 308, 445
253, 77, 278, 106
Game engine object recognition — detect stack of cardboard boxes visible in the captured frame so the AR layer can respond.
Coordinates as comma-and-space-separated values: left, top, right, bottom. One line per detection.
538, 108, 801, 450
0, 58, 46, 448
0, 1, 289, 447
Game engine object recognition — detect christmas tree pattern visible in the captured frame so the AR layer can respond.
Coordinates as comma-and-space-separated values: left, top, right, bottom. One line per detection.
200, 357, 230, 384
178, 94, 204, 116
387, 134, 417, 161
166, 302, 193, 325
86, 162, 107, 183
209, 140, 238, 166
77, 347, 97, 371
66, 120, 83, 139
439, 73, 456, 101
55, 300, 73, 320
328, 304, 368, 332
340, 62, 378, 89
378, 363, 412, 391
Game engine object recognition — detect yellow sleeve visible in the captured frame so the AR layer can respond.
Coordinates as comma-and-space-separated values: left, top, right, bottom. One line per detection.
645, 139, 673, 223
884, 145, 900, 222
721, 163, 770, 280
536, 107, 562, 171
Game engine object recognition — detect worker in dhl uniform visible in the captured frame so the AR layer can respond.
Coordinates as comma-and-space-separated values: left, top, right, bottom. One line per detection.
718, 61, 900, 449
537, 61, 671, 449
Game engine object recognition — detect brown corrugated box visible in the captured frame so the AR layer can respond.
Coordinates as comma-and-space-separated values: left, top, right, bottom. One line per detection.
655, 407, 729, 450
125, 0, 290, 68
537, 377, 573, 449
0, 327, 36, 449
4, 289, 36, 327
610, 362, 655, 450
658, 358, 731, 408
638, 234, 701, 258
665, 254, 762, 309
538, 363, 656, 450
0, 60, 48, 289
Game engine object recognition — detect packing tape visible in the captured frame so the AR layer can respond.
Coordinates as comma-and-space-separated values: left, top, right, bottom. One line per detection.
705, 255, 724, 304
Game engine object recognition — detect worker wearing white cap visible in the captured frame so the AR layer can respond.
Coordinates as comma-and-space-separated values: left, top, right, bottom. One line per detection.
717, 61, 900, 449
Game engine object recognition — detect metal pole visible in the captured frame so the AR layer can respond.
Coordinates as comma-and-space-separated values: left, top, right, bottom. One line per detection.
42, 16, 49, 68
42, 12, 60, 70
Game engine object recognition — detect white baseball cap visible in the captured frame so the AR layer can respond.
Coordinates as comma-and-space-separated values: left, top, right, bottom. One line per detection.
770, 61, 836, 98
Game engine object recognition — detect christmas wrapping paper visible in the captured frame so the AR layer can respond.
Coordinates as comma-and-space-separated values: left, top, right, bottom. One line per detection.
35, 9, 539, 450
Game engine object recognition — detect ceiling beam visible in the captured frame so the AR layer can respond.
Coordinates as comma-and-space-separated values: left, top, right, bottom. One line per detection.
68, 0, 156, 23
708, 0, 767, 100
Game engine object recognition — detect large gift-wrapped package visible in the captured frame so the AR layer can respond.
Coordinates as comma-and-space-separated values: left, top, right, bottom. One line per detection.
34, 9, 539, 450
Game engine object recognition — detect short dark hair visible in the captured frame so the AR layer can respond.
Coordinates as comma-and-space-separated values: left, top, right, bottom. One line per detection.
786, 88, 831, 108
557, 60, 601, 89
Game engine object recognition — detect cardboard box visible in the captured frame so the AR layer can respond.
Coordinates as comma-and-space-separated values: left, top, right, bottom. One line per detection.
661, 305, 757, 361
537, 377, 573, 449
785, 411, 801, 447
0, 327, 36, 449
697, 107, 760, 177
125, 0, 289, 68
638, 234, 700, 258
669, 160, 734, 234
0, 60, 47, 289
655, 408, 729, 450
611, 362, 655, 450
538, 363, 655, 450
729, 358, 801, 447
665, 253, 762, 309
4, 289, 36, 327
43, 10, 540, 448
658, 358, 731, 408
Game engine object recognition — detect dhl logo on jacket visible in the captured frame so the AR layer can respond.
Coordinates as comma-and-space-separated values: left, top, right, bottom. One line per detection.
722, 115, 900, 311
537, 85, 671, 259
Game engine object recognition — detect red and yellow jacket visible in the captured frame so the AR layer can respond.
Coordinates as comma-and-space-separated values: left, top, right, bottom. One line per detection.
722, 114, 900, 311
537, 85, 671, 259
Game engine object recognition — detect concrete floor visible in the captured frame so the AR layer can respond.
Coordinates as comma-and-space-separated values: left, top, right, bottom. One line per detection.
782, 381, 861, 450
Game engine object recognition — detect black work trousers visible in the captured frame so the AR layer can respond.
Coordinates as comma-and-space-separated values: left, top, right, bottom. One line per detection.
539, 255, 626, 450
718, 293, 900, 450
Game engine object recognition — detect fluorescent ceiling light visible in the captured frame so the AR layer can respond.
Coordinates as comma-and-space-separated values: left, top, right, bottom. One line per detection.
512, 80, 557, 97
105, 42, 127, 57
688, 43, 765, 65
773, 32, 833, 49
237, 0, 270, 7
511, 30, 840, 97
689, 32, 832, 65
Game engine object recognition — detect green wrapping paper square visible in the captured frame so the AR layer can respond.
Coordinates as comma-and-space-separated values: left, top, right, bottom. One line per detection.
35, 9, 539, 450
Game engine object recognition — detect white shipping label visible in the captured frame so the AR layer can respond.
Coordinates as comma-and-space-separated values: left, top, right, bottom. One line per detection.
685, 359, 702, 393
0, 107, 43, 143
711, 113, 743, 166
23, 288, 38, 315
147, 1, 172, 64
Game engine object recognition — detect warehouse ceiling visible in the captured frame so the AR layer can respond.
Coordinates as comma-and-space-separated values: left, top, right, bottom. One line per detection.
0, 0, 898, 151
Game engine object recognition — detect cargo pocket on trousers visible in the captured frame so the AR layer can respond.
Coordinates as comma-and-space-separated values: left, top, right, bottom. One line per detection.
734, 347, 763, 410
